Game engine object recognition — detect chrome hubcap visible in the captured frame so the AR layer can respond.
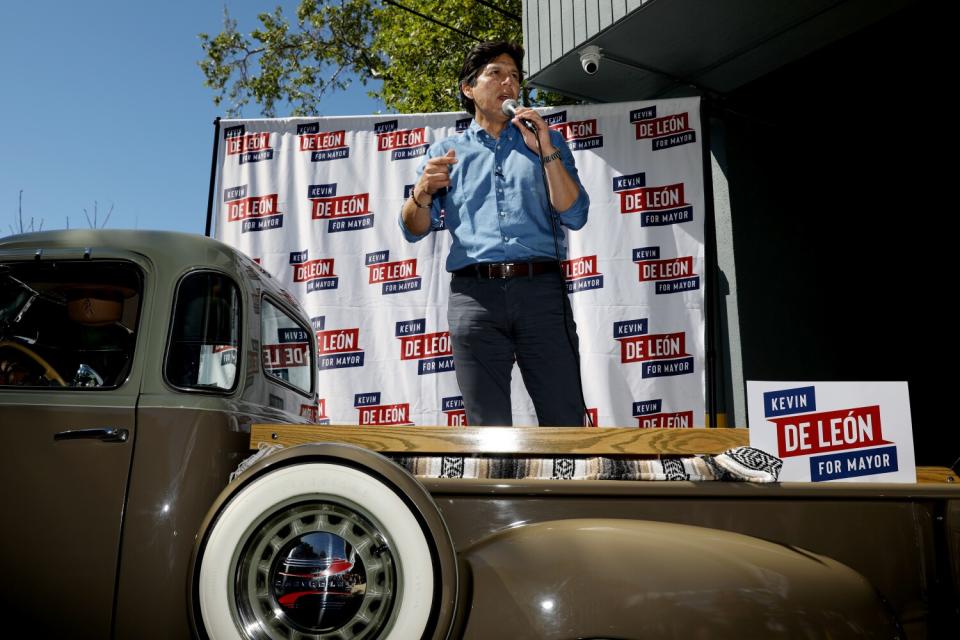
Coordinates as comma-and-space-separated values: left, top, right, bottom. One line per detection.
232, 500, 398, 639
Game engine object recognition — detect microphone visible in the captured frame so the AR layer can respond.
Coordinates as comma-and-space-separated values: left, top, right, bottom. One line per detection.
501, 99, 537, 133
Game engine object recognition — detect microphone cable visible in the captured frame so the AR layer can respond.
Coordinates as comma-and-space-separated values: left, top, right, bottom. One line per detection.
527, 118, 594, 428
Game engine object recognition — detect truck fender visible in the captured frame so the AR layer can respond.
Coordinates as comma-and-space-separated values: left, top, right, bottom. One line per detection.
460, 518, 900, 639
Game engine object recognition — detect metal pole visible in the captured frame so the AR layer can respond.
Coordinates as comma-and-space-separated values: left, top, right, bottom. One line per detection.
204, 117, 222, 237
700, 97, 719, 428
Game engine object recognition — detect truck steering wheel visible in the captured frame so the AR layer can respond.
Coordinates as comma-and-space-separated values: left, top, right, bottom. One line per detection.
0, 339, 66, 386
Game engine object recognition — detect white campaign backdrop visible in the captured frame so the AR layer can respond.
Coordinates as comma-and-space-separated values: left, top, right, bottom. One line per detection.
213, 97, 706, 428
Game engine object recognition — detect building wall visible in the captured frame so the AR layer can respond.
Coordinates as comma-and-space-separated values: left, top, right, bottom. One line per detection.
522, 0, 650, 76
721, 2, 951, 465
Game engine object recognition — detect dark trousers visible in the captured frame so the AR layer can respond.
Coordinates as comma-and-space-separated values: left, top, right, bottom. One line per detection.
448, 271, 584, 426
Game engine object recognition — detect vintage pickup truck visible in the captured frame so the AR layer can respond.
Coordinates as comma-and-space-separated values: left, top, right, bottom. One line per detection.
1, 229, 957, 639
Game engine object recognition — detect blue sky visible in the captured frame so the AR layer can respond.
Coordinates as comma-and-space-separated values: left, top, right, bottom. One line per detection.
0, 1, 383, 237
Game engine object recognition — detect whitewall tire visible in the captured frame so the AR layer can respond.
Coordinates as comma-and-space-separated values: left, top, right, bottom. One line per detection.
196, 462, 438, 639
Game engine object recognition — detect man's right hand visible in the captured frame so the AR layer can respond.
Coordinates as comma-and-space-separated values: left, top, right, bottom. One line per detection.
403, 149, 457, 236
416, 148, 457, 201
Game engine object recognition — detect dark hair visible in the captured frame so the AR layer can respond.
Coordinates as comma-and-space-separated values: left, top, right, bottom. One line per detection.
458, 41, 524, 115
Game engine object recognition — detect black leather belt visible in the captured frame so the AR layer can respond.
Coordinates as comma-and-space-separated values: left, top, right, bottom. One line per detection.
452, 261, 561, 279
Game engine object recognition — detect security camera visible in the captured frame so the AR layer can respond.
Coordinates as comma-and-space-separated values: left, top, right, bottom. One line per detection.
579, 46, 601, 75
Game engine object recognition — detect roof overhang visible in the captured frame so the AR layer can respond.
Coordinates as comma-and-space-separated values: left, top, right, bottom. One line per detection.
527, 0, 913, 102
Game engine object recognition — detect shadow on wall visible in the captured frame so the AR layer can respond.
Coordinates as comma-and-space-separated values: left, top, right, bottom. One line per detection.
720, 2, 953, 467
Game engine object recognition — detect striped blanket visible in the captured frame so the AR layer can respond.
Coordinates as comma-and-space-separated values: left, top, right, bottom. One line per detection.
233, 446, 782, 484
392, 447, 780, 482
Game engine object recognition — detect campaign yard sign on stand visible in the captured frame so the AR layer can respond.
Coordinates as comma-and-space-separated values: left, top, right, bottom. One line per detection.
747, 381, 916, 483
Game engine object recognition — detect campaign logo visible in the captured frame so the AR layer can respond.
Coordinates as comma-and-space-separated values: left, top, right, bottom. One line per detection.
224, 124, 274, 164
546, 110, 604, 151
562, 255, 604, 293
762, 386, 898, 481
316, 325, 364, 370
542, 110, 567, 126
629, 106, 657, 122
375, 119, 428, 160
296, 121, 350, 162
366, 250, 422, 295
290, 251, 339, 293
223, 184, 283, 233
631, 110, 696, 151
612, 172, 693, 226
308, 183, 374, 233
262, 326, 312, 382
300, 398, 331, 425
584, 407, 598, 428
442, 396, 468, 426
355, 391, 414, 426
632, 399, 694, 428
216, 345, 237, 364
613, 319, 694, 378
396, 318, 454, 375
632, 247, 700, 294
404, 184, 445, 230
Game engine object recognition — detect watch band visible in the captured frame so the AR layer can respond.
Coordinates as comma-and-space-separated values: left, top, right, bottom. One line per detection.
542, 149, 562, 164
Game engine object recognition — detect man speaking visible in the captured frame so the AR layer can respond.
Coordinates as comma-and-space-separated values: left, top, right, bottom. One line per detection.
400, 41, 590, 427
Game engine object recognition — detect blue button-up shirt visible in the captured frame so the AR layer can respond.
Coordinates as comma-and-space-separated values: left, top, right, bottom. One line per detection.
400, 120, 590, 272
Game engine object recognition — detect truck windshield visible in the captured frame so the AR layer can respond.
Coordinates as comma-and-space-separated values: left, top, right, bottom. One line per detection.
0, 261, 141, 388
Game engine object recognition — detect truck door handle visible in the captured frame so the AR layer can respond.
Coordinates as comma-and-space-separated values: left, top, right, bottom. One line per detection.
54, 428, 129, 443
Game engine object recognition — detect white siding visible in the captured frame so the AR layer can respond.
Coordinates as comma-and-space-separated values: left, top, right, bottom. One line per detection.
523, 0, 651, 75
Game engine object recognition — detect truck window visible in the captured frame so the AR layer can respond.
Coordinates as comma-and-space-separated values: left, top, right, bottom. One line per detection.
165, 272, 240, 391
0, 261, 141, 388
260, 298, 313, 395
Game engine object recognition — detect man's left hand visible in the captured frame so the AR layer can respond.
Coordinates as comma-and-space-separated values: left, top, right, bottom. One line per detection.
512, 106, 556, 157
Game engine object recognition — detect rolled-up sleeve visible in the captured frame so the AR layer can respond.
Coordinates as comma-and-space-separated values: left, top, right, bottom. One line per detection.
552, 132, 590, 230
399, 209, 433, 242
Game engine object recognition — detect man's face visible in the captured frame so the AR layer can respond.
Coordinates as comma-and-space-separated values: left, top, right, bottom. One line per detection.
463, 53, 521, 120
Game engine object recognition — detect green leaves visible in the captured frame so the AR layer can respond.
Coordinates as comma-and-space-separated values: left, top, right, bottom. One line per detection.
198, 0, 569, 116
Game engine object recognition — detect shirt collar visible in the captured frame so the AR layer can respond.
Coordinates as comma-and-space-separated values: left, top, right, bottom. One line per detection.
468, 119, 518, 144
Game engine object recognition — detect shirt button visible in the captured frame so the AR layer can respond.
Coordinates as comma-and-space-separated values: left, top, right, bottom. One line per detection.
502, 235, 508, 241
499, 211, 505, 217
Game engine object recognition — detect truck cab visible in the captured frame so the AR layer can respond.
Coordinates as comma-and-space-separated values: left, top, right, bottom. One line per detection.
0, 230, 319, 638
